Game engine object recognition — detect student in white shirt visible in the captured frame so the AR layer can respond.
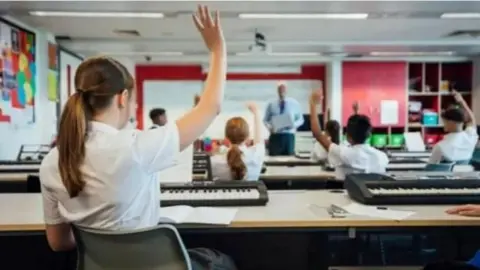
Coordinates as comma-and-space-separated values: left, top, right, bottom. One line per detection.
428, 91, 478, 164
309, 90, 388, 180
39, 6, 236, 269
211, 102, 265, 180
149, 108, 167, 129
311, 120, 340, 161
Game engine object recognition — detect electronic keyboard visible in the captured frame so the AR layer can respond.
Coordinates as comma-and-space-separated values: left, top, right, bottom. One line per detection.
160, 181, 269, 207
345, 173, 480, 205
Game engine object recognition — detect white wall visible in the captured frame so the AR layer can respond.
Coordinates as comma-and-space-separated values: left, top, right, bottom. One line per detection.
0, 16, 57, 160
59, 50, 82, 111
143, 79, 322, 139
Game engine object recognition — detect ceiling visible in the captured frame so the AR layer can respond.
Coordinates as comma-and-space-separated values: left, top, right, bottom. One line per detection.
3, 1, 480, 63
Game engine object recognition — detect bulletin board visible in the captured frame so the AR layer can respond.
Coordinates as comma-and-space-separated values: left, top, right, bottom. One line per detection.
0, 18, 36, 125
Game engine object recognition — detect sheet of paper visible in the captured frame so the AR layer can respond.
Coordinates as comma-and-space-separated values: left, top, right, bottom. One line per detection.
160, 205, 193, 223
158, 145, 193, 183
271, 114, 294, 132
380, 100, 399, 125
404, 132, 426, 152
183, 207, 238, 225
342, 203, 415, 220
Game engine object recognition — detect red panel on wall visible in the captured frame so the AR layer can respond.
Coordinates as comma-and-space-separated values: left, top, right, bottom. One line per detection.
135, 65, 326, 129
342, 62, 407, 127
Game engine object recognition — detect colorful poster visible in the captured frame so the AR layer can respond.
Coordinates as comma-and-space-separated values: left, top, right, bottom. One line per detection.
47, 42, 58, 101
0, 20, 36, 124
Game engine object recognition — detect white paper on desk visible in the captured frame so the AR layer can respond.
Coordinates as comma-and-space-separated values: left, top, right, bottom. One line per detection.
404, 132, 426, 152
271, 114, 294, 132
160, 206, 238, 225
342, 203, 415, 220
380, 100, 399, 125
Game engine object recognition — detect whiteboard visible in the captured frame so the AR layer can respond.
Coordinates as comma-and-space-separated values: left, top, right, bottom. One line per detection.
143, 80, 322, 138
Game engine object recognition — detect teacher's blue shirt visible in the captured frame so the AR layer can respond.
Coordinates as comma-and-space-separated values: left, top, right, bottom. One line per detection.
263, 97, 304, 134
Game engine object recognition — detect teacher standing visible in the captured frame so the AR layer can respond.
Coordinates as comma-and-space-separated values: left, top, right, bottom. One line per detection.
264, 82, 304, 156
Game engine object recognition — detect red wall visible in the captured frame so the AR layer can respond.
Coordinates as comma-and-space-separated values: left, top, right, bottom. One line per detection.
342, 62, 407, 127
135, 65, 326, 129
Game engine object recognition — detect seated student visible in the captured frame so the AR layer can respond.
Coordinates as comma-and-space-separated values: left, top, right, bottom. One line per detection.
211, 102, 265, 181
309, 90, 388, 180
39, 6, 236, 270
149, 108, 167, 129
311, 102, 358, 161
428, 91, 477, 164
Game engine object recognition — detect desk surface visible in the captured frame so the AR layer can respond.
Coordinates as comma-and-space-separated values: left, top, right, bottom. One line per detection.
1, 191, 480, 232
260, 166, 334, 180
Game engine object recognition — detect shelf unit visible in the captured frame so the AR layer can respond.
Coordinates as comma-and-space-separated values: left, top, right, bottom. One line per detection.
407, 61, 473, 147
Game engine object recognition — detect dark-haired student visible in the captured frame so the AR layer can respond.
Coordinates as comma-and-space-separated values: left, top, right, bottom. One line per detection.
311, 102, 358, 161
149, 108, 167, 128
309, 90, 388, 180
39, 6, 236, 269
211, 102, 265, 180
428, 90, 477, 164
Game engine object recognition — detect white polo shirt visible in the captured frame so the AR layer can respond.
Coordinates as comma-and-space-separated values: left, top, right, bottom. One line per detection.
39, 121, 180, 230
311, 140, 350, 161
327, 143, 389, 180
210, 143, 266, 181
428, 126, 478, 164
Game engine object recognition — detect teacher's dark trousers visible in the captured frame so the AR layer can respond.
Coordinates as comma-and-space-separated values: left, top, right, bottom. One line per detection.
268, 133, 295, 156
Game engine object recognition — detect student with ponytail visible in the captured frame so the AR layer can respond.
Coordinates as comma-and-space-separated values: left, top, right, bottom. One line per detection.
39, 6, 236, 269
211, 102, 265, 181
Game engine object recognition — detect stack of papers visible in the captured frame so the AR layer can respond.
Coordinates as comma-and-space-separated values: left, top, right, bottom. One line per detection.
160, 206, 238, 225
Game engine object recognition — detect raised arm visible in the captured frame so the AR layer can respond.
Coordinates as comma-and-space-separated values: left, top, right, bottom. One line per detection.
352, 101, 359, 115
176, 6, 226, 151
453, 91, 476, 127
309, 90, 332, 150
247, 102, 262, 144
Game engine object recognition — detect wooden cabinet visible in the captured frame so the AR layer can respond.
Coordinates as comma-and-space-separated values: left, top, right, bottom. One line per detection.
342, 62, 407, 127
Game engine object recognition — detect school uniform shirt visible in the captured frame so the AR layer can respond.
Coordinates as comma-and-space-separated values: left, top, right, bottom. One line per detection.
263, 97, 304, 134
39, 121, 180, 230
210, 143, 266, 181
327, 143, 389, 180
428, 126, 478, 164
311, 140, 350, 161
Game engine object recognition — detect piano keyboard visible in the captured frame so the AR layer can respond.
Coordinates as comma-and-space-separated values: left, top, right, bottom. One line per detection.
345, 173, 480, 205
161, 181, 269, 207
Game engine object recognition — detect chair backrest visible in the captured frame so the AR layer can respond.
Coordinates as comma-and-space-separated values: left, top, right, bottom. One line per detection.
424, 163, 455, 172
73, 224, 191, 270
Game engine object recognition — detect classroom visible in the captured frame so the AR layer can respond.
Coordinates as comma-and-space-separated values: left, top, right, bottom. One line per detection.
2, 1, 480, 270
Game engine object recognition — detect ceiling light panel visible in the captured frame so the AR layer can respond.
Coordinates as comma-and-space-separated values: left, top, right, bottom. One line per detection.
29, 11, 164, 18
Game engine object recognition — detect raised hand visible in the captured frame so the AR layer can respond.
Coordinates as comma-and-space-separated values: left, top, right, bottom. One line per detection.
352, 101, 359, 113
452, 90, 464, 103
246, 102, 258, 113
310, 90, 323, 105
192, 5, 225, 53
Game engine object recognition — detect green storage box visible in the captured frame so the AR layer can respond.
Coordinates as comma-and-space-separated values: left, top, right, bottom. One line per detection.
389, 134, 404, 147
371, 134, 387, 147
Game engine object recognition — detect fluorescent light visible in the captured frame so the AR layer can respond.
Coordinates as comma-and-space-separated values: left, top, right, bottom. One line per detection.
441, 13, 480, 19
102, 52, 183, 56
236, 52, 321, 56
29, 11, 164, 18
239, 13, 368, 19
369, 51, 455, 56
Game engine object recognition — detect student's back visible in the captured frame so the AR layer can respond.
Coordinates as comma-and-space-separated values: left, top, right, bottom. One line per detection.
211, 103, 265, 181
41, 122, 178, 230
211, 144, 265, 180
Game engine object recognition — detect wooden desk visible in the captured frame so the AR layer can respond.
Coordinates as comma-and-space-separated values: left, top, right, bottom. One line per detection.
0, 173, 33, 181
264, 156, 321, 166
1, 191, 480, 232
0, 164, 40, 173
260, 166, 334, 181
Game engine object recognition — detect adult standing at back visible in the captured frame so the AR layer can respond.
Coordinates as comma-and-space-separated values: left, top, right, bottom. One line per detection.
263, 82, 304, 156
